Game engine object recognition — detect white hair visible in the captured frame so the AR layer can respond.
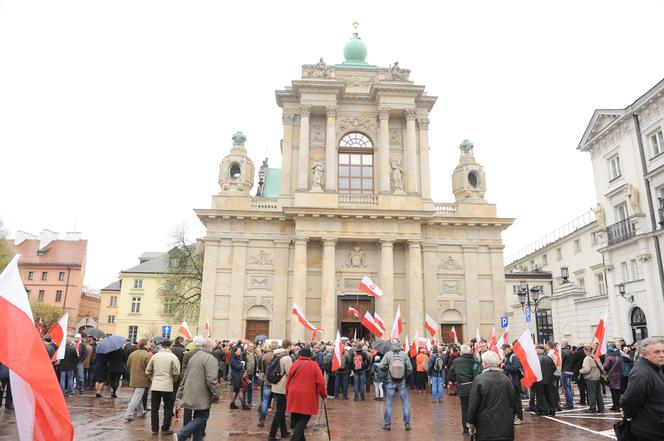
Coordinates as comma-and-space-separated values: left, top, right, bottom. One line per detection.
638, 337, 663, 355
481, 351, 500, 368
202, 337, 213, 348
460, 344, 472, 355
193, 335, 204, 347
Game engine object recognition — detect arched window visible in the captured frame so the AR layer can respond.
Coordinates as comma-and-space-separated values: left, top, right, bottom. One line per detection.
338, 132, 373, 194
630, 307, 648, 342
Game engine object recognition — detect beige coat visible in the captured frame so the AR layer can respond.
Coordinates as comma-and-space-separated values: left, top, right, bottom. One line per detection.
146, 349, 180, 392
176, 349, 221, 410
127, 348, 152, 388
270, 348, 292, 395
579, 354, 603, 381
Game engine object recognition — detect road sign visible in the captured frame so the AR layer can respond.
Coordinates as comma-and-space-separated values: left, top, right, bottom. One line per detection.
161, 325, 171, 337
500, 316, 509, 328
524, 308, 531, 324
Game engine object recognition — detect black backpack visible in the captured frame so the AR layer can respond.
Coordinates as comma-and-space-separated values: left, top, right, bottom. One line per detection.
266, 352, 287, 384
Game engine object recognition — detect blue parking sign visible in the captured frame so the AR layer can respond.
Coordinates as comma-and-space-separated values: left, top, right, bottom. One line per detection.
500, 316, 509, 328
524, 308, 531, 324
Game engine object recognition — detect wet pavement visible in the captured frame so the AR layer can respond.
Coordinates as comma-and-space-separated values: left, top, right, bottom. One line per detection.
0, 381, 619, 440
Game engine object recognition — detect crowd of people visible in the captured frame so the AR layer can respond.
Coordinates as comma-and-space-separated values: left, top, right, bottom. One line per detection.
0, 330, 662, 441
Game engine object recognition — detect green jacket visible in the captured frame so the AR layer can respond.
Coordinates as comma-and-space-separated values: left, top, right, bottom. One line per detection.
176, 349, 221, 410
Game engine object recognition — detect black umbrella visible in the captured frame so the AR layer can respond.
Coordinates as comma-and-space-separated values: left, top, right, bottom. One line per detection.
83, 328, 106, 339
372, 339, 391, 354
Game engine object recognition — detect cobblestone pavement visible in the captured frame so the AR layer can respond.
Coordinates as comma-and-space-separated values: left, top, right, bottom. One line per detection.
0, 381, 619, 440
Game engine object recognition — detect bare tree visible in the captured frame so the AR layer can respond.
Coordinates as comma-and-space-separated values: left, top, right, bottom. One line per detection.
0, 219, 13, 272
157, 223, 203, 323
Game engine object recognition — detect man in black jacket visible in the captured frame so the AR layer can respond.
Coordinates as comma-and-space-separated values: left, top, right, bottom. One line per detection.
535, 344, 557, 416
58, 338, 79, 397
560, 339, 575, 409
448, 344, 478, 436
501, 343, 524, 424
572, 343, 587, 405
620, 338, 664, 441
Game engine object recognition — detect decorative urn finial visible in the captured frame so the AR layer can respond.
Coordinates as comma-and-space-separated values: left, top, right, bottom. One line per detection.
459, 139, 474, 156
232, 131, 247, 147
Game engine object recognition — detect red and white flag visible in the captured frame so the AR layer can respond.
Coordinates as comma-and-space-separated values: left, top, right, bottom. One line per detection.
554, 343, 562, 369
474, 328, 481, 356
373, 312, 385, 331
390, 305, 403, 340
178, 321, 193, 340
358, 276, 383, 299
593, 308, 608, 360
348, 306, 360, 319
291, 304, 322, 337
494, 326, 509, 362
361, 311, 384, 337
449, 325, 459, 345
512, 330, 543, 389
204, 320, 211, 338
48, 312, 69, 361
410, 330, 419, 357
332, 330, 344, 371
424, 313, 437, 337
0, 256, 74, 441
403, 334, 410, 353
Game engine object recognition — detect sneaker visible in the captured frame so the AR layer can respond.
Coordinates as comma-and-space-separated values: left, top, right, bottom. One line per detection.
405, 423, 411, 431
95, 394, 102, 398
513, 418, 523, 425
257, 420, 264, 427
242, 404, 251, 410
564, 405, 574, 410
382, 425, 391, 431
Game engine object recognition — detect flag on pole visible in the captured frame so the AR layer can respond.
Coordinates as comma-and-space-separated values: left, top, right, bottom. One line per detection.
449, 325, 459, 345
474, 328, 481, 356
204, 320, 211, 338
554, 343, 562, 369
178, 321, 193, 340
361, 311, 384, 337
353, 327, 357, 341
410, 330, 419, 357
348, 306, 360, 319
512, 330, 543, 388
358, 276, 383, 299
390, 305, 403, 340
291, 304, 322, 338
592, 308, 608, 360
489, 326, 501, 361
494, 326, 509, 361
332, 330, 344, 371
48, 312, 69, 361
0, 256, 74, 441
373, 312, 385, 331
424, 313, 437, 337
404, 334, 410, 353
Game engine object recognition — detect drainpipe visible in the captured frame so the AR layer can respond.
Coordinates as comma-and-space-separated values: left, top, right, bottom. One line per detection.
62, 267, 71, 330
632, 114, 664, 306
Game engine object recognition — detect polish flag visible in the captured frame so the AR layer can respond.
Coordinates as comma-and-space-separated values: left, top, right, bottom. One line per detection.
312, 329, 324, 341
361, 311, 384, 337
474, 328, 481, 356
373, 313, 385, 332
494, 327, 509, 361
410, 330, 419, 357
449, 326, 459, 345
390, 305, 403, 340
424, 314, 437, 337
178, 321, 193, 340
554, 343, 562, 369
0, 256, 74, 441
593, 308, 608, 360
332, 330, 344, 371
403, 335, 410, 353
48, 312, 68, 361
204, 320, 211, 338
512, 330, 543, 389
358, 276, 383, 299
292, 304, 321, 336
348, 306, 360, 319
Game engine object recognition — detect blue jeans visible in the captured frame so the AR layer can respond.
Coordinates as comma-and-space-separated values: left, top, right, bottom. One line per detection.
177, 408, 209, 441
245, 374, 255, 405
431, 375, 443, 401
353, 371, 366, 399
74, 362, 85, 392
334, 372, 349, 398
60, 370, 74, 395
259, 385, 272, 421
384, 379, 410, 427
561, 372, 574, 407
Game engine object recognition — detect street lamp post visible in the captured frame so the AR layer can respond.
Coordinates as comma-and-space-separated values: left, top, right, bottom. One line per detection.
517, 281, 541, 342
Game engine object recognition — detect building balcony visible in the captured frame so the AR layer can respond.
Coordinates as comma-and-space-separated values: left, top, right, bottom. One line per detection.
433, 202, 458, 216
251, 197, 280, 211
607, 217, 636, 246
338, 193, 378, 207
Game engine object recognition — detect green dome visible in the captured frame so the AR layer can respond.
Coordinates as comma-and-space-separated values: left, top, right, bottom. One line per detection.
343, 33, 368, 66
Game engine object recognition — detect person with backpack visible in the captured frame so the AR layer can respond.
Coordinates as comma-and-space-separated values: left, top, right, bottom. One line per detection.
334, 346, 350, 400
448, 344, 478, 436
351, 343, 370, 401
268, 339, 293, 441
428, 346, 445, 403
371, 355, 385, 401
415, 347, 429, 394
285, 345, 327, 441
258, 340, 278, 428
501, 343, 524, 425
378, 340, 413, 432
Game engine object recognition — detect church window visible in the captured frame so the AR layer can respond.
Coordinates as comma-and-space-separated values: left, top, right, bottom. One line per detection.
650, 129, 663, 158
608, 154, 621, 181
338, 133, 373, 194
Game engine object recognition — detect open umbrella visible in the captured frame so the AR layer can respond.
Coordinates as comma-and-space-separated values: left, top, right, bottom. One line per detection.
83, 328, 106, 339
96, 335, 126, 354
371, 340, 391, 354
254, 335, 268, 342
152, 336, 168, 345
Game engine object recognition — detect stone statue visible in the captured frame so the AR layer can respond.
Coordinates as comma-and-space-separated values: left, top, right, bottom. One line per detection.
594, 202, 606, 229
459, 139, 474, 155
316, 57, 326, 70
439, 256, 463, 271
303, 57, 330, 78
627, 184, 642, 216
232, 131, 246, 147
390, 159, 405, 193
311, 158, 324, 190
346, 246, 366, 268
388, 61, 410, 80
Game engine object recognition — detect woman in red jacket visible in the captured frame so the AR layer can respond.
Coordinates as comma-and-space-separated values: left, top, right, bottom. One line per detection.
285, 345, 327, 441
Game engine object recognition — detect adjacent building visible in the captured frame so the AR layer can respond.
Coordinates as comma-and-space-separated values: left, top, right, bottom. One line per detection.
195, 30, 513, 342
99, 280, 120, 336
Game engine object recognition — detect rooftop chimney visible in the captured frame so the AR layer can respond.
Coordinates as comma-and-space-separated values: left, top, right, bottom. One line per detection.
64, 232, 82, 241
14, 230, 38, 246
38, 229, 59, 250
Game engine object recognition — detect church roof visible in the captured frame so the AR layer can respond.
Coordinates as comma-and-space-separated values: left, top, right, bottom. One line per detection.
262, 168, 281, 197
578, 109, 624, 149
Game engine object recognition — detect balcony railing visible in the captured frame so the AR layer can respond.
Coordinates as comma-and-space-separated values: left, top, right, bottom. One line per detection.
607, 217, 636, 246
433, 202, 458, 216
338, 193, 378, 207
251, 197, 280, 211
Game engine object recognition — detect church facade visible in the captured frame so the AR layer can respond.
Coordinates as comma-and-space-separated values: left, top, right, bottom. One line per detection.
195, 31, 513, 342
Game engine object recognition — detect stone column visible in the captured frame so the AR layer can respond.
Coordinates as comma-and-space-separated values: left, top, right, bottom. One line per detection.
320, 238, 337, 336
378, 108, 391, 193
297, 105, 311, 191
417, 116, 431, 200
324, 107, 337, 192
199, 239, 219, 336
407, 240, 424, 336
422, 242, 438, 336
228, 238, 248, 339
272, 239, 291, 338
380, 239, 395, 335
463, 245, 480, 338
291, 237, 308, 341
280, 113, 294, 197
404, 109, 419, 194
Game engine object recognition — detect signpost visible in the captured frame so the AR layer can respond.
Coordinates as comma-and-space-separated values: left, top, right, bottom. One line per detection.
500, 316, 509, 329
161, 324, 171, 338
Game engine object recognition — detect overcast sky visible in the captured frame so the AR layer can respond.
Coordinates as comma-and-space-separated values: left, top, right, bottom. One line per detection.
2, 1, 664, 289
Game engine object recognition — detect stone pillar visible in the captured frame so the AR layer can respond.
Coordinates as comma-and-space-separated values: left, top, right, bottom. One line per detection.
228, 238, 248, 339
407, 240, 424, 336
604, 265, 626, 339
291, 237, 308, 341
324, 107, 337, 192
404, 109, 419, 194
320, 238, 337, 336
199, 239, 219, 336
378, 108, 391, 193
463, 245, 480, 339
272, 239, 291, 338
380, 239, 395, 335
639, 253, 663, 336
417, 116, 431, 200
297, 105, 311, 191
280, 113, 294, 197
422, 242, 438, 336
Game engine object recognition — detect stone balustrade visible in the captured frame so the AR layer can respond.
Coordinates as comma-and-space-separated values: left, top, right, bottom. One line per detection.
251, 197, 280, 211
338, 194, 379, 207
433, 202, 458, 215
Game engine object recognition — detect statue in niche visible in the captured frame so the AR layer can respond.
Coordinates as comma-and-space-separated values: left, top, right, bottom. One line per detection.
248, 250, 274, 266
594, 202, 606, 229
391, 159, 405, 193
311, 158, 324, 190
626, 184, 642, 216
387, 61, 410, 80
439, 256, 463, 271
346, 246, 367, 268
